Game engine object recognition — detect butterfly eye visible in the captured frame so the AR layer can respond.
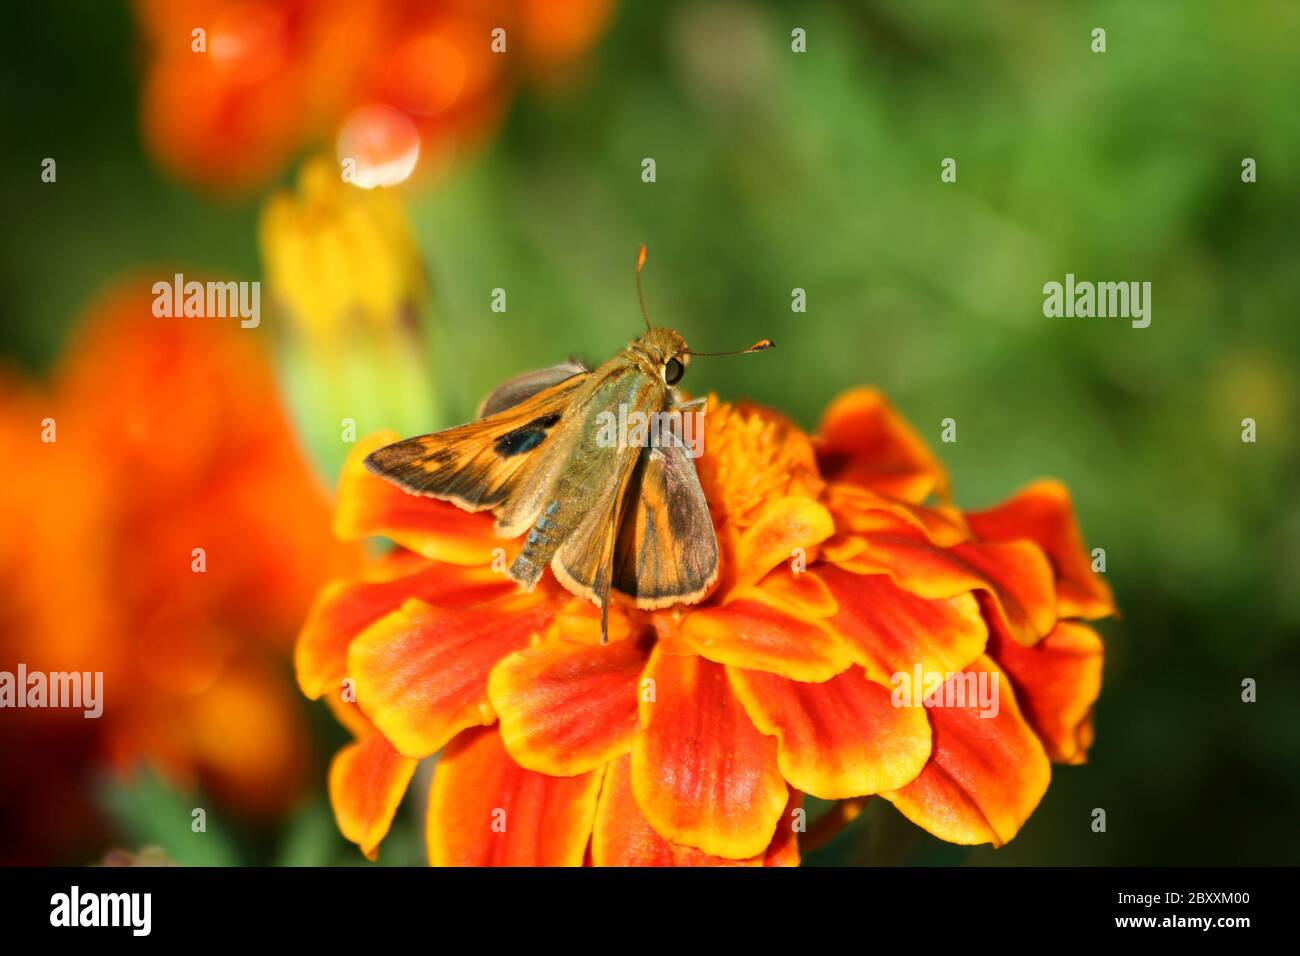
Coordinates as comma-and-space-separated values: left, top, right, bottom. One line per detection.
664, 357, 685, 386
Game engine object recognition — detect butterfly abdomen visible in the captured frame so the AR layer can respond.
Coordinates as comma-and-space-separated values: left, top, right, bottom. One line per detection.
509, 500, 563, 588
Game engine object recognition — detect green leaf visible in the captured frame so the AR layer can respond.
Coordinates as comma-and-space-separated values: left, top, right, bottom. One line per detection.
97, 769, 243, 867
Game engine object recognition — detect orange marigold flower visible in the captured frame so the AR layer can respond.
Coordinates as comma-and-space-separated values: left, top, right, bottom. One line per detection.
0, 284, 357, 862
134, 0, 616, 193
300, 386, 1114, 864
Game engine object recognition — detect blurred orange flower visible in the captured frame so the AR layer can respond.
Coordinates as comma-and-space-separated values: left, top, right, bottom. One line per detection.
0, 284, 356, 863
134, 0, 616, 193
300, 387, 1115, 865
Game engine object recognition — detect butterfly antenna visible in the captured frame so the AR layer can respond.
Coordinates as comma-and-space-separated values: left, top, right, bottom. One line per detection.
686, 338, 775, 357
636, 244, 653, 332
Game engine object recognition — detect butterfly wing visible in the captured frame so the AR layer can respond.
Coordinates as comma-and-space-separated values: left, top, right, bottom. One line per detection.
510, 362, 659, 590
367, 354, 716, 641
611, 412, 719, 608
476, 359, 589, 417
363, 371, 590, 518
551, 475, 628, 641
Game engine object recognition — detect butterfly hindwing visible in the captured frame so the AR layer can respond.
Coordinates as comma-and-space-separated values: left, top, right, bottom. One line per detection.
611, 412, 718, 608
476, 359, 589, 417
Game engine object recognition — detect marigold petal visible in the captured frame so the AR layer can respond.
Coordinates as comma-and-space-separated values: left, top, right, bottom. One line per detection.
827, 483, 969, 546
883, 657, 1051, 846
728, 666, 932, 799
552, 596, 639, 646
348, 594, 553, 757
680, 589, 854, 682
816, 388, 948, 503
730, 496, 835, 592
335, 431, 500, 563
840, 533, 1056, 647
695, 397, 824, 528
759, 564, 839, 618
821, 533, 869, 564
966, 480, 1116, 620
989, 621, 1104, 764
297, 560, 516, 699
325, 691, 378, 740
632, 650, 788, 859
593, 753, 800, 866
428, 727, 602, 866
953, 541, 1059, 646
488, 636, 650, 776
818, 564, 988, 683
763, 790, 804, 867
329, 734, 418, 860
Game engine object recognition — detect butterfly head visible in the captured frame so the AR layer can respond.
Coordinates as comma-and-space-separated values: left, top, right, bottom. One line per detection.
632, 327, 691, 386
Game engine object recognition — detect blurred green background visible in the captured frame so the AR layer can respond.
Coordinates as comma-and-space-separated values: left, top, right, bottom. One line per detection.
2, 0, 1297, 865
